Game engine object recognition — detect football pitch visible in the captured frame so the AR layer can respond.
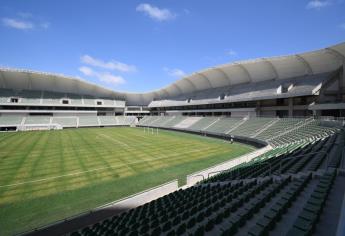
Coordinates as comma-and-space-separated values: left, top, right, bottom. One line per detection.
0, 127, 254, 235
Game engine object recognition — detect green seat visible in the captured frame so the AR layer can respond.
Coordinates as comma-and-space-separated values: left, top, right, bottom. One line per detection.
277, 198, 289, 208
264, 209, 277, 220
205, 219, 214, 232
257, 216, 272, 230
314, 185, 328, 193
310, 192, 326, 200
299, 210, 317, 222
271, 203, 282, 214
176, 223, 186, 234
286, 227, 308, 236
303, 203, 319, 214
194, 225, 204, 236
294, 218, 312, 233
248, 224, 265, 236
229, 215, 240, 228
307, 197, 323, 207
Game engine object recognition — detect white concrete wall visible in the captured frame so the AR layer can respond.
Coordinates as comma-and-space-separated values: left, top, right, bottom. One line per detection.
186, 145, 272, 186
97, 180, 178, 211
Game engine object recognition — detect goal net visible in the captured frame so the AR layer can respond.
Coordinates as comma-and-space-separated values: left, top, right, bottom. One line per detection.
17, 124, 63, 131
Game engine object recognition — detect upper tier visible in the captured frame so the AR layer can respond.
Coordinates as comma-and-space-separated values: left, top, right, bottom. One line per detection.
0, 42, 344, 106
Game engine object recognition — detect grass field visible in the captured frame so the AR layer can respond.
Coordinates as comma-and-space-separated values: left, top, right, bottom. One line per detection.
0, 127, 254, 235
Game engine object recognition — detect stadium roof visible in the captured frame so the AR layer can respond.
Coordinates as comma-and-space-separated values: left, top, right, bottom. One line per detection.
1, 42, 344, 105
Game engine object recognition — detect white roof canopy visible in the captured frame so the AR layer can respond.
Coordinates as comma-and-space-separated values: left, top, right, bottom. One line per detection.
0, 42, 344, 106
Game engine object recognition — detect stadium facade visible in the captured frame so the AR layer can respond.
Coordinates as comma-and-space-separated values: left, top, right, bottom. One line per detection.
0, 42, 345, 128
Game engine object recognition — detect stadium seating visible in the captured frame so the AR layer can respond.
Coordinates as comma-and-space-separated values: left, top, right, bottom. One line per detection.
187, 117, 219, 131
68, 117, 344, 236
269, 120, 337, 147
148, 73, 330, 108
138, 116, 338, 148
24, 116, 51, 125
0, 88, 125, 107
117, 116, 136, 125
205, 117, 242, 134
78, 116, 100, 127
98, 116, 118, 126
230, 118, 275, 137
70, 170, 345, 236
255, 118, 304, 140
165, 116, 187, 128
52, 117, 78, 127
0, 115, 135, 129
0, 116, 23, 126
202, 132, 344, 183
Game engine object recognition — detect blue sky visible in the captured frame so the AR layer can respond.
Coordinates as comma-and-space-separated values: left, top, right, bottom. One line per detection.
0, 0, 344, 92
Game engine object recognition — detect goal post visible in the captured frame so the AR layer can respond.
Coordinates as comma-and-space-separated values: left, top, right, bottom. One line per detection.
18, 124, 63, 131
143, 127, 159, 135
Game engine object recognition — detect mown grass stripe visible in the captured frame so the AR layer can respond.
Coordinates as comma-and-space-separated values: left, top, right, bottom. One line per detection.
0, 127, 254, 236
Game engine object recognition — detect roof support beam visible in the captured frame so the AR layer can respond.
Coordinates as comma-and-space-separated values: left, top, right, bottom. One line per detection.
213, 67, 232, 85
72, 79, 81, 95
235, 63, 252, 83
92, 85, 99, 97
152, 91, 160, 100
325, 48, 345, 63
139, 94, 145, 105
172, 84, 184, 96
262, 58, 279, 80
51, 76, 60, 94
196, 72, 213, 89
295, 54, 313, 75
26, 73, 34, 90
185, 77, 198, 92
0, 71, 7, 88
162, 88, 171, 98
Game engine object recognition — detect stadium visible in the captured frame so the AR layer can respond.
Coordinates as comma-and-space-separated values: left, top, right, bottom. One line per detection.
1, 1, 345, 236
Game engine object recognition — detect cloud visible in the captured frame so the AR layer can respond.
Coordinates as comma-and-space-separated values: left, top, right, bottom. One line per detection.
98, 73, 125, 85
226, 49, 237, 56
79, 66, 94, 76
81, 55, 136, 73
163, 67, 186, 78
2, 18, 34, 30
79, 66, 125, 85
2, 13, 50, 31
136, 3, 176, 21
306, 0, 331, 9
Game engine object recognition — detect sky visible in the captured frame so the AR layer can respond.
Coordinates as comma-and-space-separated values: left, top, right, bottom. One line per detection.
0, 0, 344, 93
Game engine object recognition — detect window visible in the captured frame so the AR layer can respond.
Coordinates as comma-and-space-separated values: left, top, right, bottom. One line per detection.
62, 99, 69, 104
10, 98, 19, 103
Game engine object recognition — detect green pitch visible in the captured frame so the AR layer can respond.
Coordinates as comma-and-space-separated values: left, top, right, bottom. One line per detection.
0, 127, 254, 235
